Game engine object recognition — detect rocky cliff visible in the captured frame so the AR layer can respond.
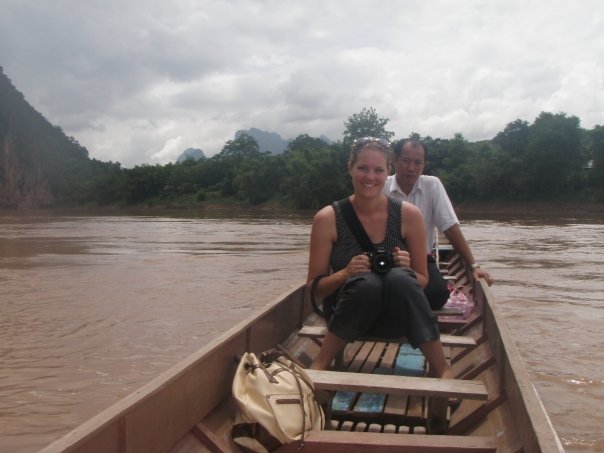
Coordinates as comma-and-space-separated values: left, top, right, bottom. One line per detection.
0, 133, 54, 208
0, 67, 93, 208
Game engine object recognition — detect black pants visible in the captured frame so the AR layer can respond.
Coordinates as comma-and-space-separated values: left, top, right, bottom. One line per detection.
327, 268, 440, 349
424, 256, 450, 310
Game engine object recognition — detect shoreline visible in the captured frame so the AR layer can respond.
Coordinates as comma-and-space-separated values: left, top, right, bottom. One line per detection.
1, 200, 603, 217
453, 200, 604, 215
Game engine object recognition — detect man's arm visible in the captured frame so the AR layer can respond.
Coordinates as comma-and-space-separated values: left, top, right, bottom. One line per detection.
443, 223, 494, 286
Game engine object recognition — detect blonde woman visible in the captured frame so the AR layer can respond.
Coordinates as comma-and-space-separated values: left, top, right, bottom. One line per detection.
307, 137, 453, 380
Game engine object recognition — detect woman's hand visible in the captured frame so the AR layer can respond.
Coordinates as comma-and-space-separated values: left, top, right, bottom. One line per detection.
392, 247, 410, 268
345, 254, 372, 277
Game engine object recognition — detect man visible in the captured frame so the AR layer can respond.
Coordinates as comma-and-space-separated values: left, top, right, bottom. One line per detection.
384, 138, 494, 309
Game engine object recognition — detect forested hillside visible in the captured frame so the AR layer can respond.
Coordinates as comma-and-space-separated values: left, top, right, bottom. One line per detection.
0, 67, 118, 208
80, 107, 604, 209
1, 67, 603, 209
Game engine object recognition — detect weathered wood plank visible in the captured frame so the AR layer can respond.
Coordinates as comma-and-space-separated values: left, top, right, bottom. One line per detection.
349, 341, 377, 372
380, 342, 400, 368
354, 343, 389, 413
306, 370, 489, 400
275, 431, 496, 452
298, 326, 476, 347
432, 307, 465, 316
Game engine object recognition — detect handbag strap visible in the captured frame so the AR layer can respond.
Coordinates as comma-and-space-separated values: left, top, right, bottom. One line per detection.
337, 197, 377, 253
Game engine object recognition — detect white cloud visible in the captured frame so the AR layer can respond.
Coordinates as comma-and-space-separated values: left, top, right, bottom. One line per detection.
1, 0, 603, 167
150, 134, 184, 163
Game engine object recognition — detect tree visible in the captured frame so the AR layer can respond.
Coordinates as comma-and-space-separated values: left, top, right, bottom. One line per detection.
285, 134, 329, 153
342, 107, 395, 147
588, 125, 604, 197
121, 164, 168, 204
437, 134, 475, 201
233, 154, 284, 204
213, 134, 263, 196
492, 119, 532, 197
523, 112, 583, 196
493, 119, 530, 154
217, 133, 260, 159
281, 144, 349, 209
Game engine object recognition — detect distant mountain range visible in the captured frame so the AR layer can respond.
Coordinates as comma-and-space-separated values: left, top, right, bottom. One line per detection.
1, 64, 336, 208
175, 128, 333, 162
176, 147, 206, 162
235, 127, 333, 154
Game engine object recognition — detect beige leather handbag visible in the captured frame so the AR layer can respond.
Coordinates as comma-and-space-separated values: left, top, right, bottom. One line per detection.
231, 350, 324, 452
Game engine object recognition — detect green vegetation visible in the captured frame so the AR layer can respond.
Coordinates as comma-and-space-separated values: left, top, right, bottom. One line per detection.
0, 67, 120, 206
79, 107, 600, 209
1, 65, 602, 209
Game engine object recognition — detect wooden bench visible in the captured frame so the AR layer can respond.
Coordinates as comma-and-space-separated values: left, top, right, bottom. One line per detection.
275, 431, 496, 452
305, 369, 489, 401
297, 318, 483, 434
298, 325, 477, 348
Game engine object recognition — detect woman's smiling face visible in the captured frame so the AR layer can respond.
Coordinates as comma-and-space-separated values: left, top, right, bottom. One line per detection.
349, 146, 389, 197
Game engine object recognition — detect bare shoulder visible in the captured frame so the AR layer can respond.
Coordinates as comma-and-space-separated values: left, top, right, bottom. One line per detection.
311, 204, 337, 242
313, 204, 335, 225
401, 201, 422, 218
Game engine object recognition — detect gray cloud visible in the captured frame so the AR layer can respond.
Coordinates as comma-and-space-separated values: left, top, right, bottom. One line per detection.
1, 0, 602, 167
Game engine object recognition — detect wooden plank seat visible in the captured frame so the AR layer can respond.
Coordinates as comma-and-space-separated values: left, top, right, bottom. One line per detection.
298, 320, 482, 433
298, 325, 477, 347
275, 430, 496, 452
298, 333, 485, 435
305, 369, 489, 401
329, 342, 422, 417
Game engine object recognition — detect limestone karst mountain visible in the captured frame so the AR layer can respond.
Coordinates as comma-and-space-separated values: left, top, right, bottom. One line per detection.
0, 67, 106, 207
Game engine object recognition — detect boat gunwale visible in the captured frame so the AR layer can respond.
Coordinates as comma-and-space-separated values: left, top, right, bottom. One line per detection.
478, 279, 564, 452
41, 271, 564, 452
40, 282, 308, 453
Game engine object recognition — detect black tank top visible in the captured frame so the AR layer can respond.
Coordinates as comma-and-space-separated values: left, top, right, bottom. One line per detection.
330, 197, 407, 272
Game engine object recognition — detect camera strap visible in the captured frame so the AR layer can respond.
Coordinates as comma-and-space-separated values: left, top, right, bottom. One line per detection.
337, 198, 390, 309
337, 198, 378, 253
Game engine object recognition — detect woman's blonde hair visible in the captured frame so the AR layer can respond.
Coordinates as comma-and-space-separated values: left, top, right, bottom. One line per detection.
349, 137, 393, 167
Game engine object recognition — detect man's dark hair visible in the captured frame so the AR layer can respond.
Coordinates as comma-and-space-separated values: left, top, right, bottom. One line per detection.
392, 138, 428, 160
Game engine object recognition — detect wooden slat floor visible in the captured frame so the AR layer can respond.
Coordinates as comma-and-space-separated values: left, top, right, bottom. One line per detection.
323, 340, 442, 433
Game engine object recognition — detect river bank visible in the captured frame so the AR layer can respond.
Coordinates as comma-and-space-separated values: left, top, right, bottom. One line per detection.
3, 199, 603, 219
454, 200, 604, 215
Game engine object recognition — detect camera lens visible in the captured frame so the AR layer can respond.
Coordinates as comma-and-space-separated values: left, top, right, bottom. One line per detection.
371, 251, 392, 274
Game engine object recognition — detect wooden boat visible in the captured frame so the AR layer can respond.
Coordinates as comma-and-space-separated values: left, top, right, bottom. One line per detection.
42, 246, 564, 453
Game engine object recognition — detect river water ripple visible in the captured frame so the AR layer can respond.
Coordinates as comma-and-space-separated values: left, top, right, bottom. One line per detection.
0, 211, 602, 452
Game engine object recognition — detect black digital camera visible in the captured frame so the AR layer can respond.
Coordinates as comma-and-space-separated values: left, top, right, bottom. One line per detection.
367, 248, 393, 274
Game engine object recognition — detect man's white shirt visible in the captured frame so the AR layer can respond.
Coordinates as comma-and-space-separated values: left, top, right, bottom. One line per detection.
384, 175, 459, 253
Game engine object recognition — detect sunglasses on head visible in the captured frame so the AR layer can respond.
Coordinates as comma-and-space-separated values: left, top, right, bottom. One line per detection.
352, 136, 391, 150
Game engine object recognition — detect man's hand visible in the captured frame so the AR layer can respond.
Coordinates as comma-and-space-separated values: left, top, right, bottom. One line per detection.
474, 267, 494, 286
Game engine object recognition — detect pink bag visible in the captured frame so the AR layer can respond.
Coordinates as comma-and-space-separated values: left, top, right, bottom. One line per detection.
443, 283, 474, 319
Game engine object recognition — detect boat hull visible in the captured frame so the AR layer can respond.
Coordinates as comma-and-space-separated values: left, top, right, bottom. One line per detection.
42, 252, 563, 453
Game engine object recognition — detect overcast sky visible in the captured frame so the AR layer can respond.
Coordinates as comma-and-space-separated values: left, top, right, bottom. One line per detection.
1, 1, 602, 167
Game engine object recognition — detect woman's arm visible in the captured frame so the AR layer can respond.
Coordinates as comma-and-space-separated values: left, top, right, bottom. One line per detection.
306, 206, 347, 298
401, 202, 429, 288
307, 206, 370, 298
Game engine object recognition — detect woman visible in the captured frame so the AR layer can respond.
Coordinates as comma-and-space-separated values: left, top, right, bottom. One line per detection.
307, 137, 453, 380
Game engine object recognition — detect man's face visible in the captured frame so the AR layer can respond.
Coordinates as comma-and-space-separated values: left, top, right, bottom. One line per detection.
394, 143, 425, 187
